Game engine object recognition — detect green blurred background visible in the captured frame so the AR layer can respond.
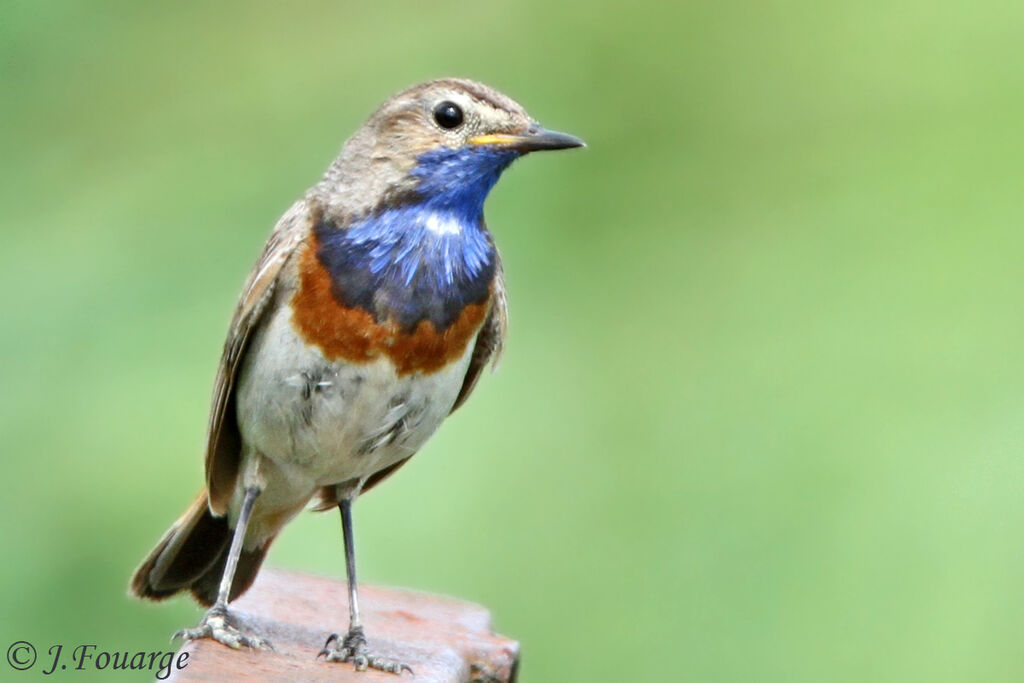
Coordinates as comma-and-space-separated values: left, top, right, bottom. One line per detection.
3, 0, 1024, 680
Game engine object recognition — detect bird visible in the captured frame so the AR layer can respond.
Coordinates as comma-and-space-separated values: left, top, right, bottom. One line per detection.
129, 78, 583, 674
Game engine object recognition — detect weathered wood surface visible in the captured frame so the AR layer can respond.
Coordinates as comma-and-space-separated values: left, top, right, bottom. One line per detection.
167, 569, 519, 682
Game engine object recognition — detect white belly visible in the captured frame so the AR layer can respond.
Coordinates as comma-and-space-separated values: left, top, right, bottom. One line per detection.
235, 300, 475, 499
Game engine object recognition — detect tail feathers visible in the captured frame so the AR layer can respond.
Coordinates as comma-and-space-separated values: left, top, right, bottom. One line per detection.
130, 491, 274, 606
188, 542, 272, 606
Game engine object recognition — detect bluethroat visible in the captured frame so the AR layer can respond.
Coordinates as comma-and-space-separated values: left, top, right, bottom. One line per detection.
130, 78, 583, 674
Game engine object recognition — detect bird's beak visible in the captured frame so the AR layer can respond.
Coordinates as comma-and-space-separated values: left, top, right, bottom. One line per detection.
469, 125, 585, 153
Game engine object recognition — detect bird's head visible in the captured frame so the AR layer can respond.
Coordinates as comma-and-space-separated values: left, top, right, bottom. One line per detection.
316, 78, 584, 220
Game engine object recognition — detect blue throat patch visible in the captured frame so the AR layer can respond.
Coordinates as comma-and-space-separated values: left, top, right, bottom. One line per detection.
315, 145, 519, 331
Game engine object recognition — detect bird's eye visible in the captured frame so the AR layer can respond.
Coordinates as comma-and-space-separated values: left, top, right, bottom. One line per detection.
433, 101, 464, 129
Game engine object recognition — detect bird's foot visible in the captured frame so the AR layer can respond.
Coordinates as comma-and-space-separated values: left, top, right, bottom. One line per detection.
318, 626, 412, 675
173, 603, 272, 651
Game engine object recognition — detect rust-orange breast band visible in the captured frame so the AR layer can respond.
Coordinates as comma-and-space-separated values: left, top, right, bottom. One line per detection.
290, 237, 490, 375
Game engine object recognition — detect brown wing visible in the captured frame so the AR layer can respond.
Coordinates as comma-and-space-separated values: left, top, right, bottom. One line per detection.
205, 200, 311, 515
451, 256, 507, 413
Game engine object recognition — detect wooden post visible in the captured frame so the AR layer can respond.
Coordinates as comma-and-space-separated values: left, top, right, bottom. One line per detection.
167, 569, 520, 682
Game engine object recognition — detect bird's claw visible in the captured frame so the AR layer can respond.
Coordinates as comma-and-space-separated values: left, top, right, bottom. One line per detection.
173, 604, 273, 651
317, 626, 412, 675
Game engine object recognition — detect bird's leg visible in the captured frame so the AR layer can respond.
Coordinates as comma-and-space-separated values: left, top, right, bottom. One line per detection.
174, 485, 271, 650
318, 498, 412, 674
